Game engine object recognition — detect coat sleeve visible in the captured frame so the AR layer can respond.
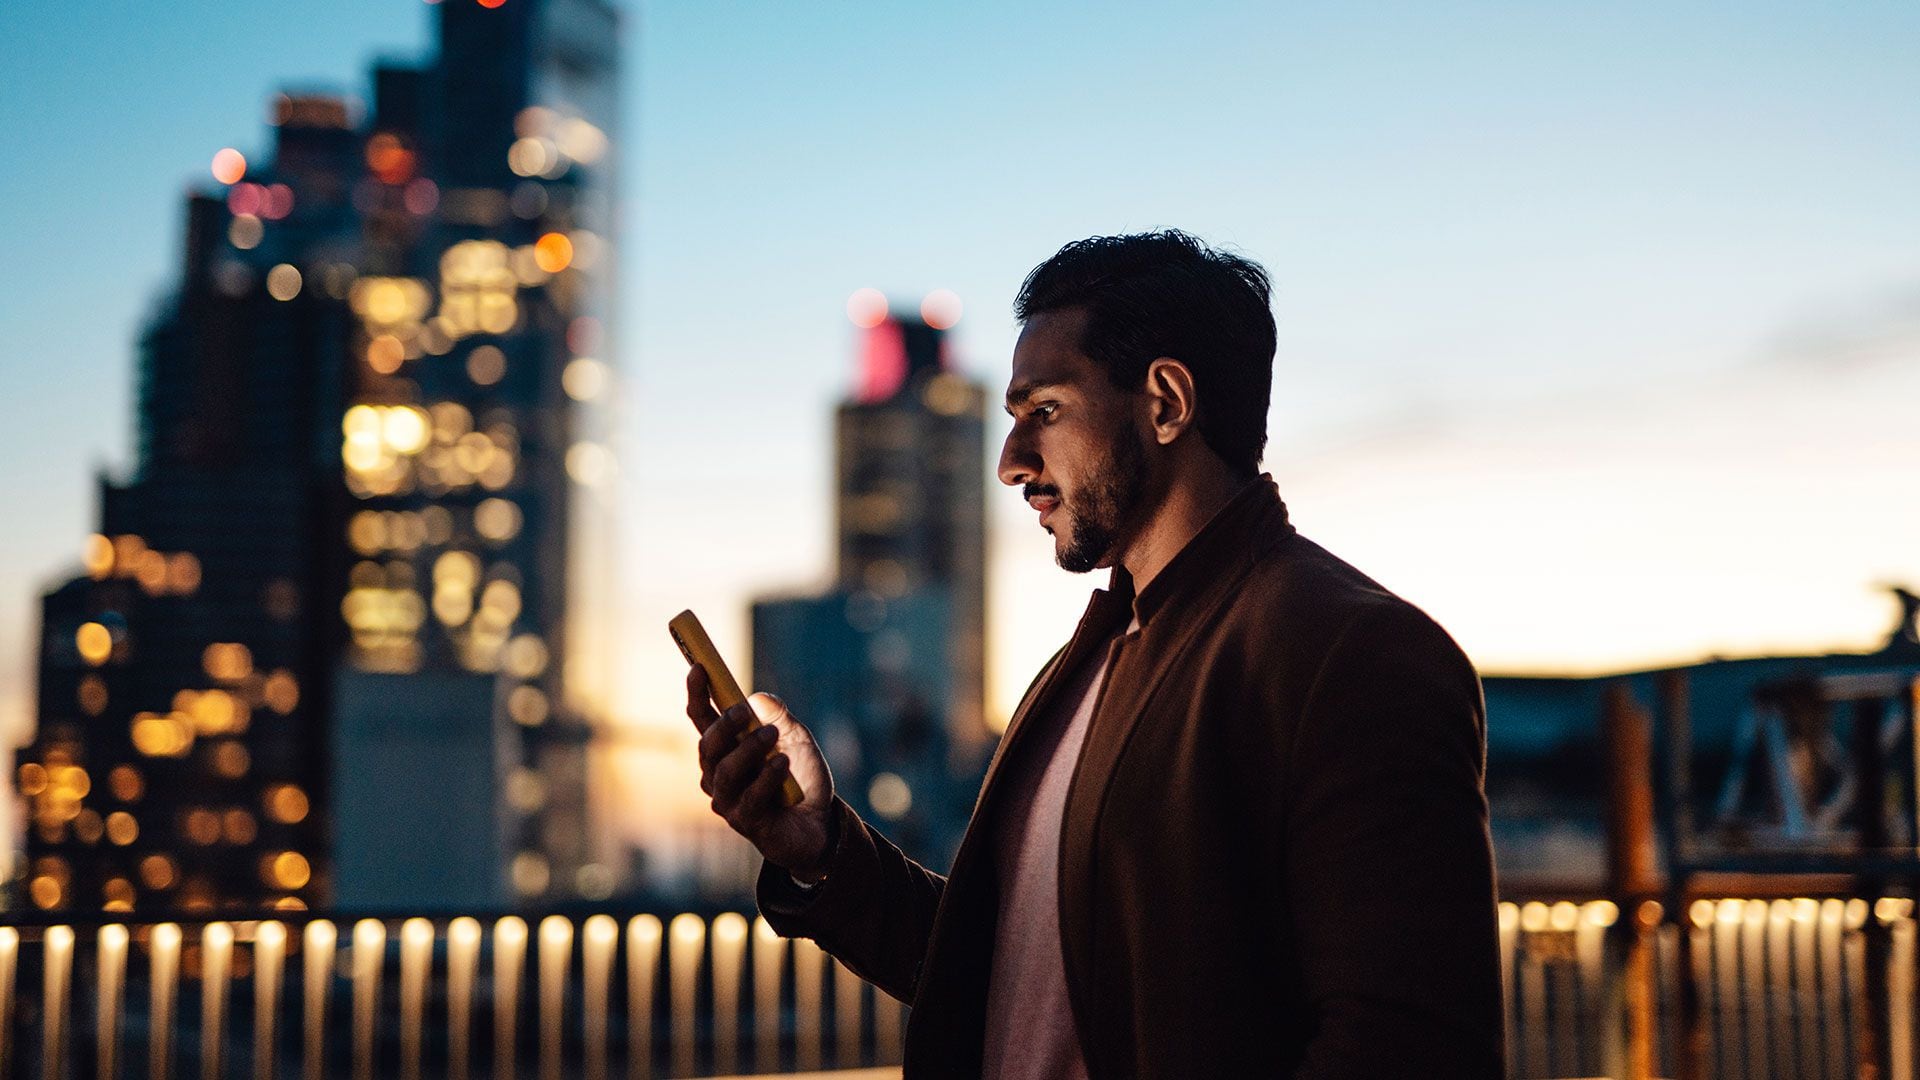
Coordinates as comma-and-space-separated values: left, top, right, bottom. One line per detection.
754, 796, 947, 1003
1280, 602, 1506, 1079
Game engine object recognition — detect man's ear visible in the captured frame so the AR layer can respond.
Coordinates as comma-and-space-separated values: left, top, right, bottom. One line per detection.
1142, 357, 1198, 446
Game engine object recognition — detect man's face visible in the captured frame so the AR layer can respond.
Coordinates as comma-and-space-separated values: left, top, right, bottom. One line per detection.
998, 308, 1151, 573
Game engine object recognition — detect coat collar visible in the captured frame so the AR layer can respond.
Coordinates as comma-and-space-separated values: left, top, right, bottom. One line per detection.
1105, 473, 1292, 629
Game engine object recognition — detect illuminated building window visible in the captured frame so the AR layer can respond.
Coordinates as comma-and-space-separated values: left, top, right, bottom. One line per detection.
103, 877, 136, 907
105, 811, 138, 846
508, 137, 558, 178
922, 371, 977, 415
342, 404, 433, 497
503, 634, 548, 679
264, 784, 309, 825
131, 712, 194, 757
262, 670, 300, 714
533, 231, 573, 273
474, 498, 522, 543
229, 214, 264, 250
436, 241, 519, 339
139, 854, 178, 890
134, 549, 169, 595
421, 505, 454, 545
562, 358, 607, 401
76, 622, 113, 666
108, 765, 143, 802
467, 344, 506, 385
83, 534, 114, 579
17, 762, 46, 796
506, 768, 545, 812
364, 132, 415, 185
111, 534, 147, 572
76, 675, 108, 715
177, 689, 247, 736
510, 245, 550, 286
480, 578, 522, 624
556, 117, 608, 164
166, 552, 201, 594
266, 263, 302, 301
263, 851, 311, 890
182, 808, 222, 846
211, 742, 251, 779
348, 511, 385, 555
566, 442, 612, 486
72, 810, 104, 845
366, 334, 406, 375
203, 642, 253, 682
507, 685, 548, 727
511, 852, 550, 896
223, 808, 258, 845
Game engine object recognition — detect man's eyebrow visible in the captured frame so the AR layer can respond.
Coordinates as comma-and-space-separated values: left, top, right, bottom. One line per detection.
1003, 380, 1064, 415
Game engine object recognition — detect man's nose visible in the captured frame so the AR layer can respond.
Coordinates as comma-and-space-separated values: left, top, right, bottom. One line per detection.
997, 428, 1038, 488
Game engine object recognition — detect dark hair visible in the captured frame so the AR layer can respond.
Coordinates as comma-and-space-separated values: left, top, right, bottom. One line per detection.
1013, 230, 1275, 478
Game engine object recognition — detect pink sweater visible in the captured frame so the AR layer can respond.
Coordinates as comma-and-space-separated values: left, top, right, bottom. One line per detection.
981, 633, 1123, 1080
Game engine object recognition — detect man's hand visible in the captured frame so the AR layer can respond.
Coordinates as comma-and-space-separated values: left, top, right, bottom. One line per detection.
686, 665, 838, 881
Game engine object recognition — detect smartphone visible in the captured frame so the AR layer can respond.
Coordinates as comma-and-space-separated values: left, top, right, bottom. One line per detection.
669, 609, 805, 807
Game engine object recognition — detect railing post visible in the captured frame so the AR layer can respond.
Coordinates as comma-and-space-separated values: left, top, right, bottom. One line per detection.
254, 921, 287, 1080
97, 924, 128, 1080
1659, 671, 1708, 1080
625, 915, 661, 1080
1605, 681, 1661, 1080
152, 922, 182, 1080
1855, 696, 1895, 1080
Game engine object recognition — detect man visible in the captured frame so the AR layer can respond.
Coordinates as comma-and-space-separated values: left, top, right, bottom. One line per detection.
687, 231, 1504, 1077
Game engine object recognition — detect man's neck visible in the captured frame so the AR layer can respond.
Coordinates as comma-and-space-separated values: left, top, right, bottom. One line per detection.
1118, 464, 1252, 597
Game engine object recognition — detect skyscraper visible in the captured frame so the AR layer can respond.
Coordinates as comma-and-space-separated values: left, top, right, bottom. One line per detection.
16, 0, 621, 914
751, 293, 989, 868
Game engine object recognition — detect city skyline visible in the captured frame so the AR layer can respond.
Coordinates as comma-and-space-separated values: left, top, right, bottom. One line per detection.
14, 0, 626, 909
4, 1, 1919, 856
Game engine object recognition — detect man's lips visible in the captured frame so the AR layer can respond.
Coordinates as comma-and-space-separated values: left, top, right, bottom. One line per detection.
1029, 495, 1060, 527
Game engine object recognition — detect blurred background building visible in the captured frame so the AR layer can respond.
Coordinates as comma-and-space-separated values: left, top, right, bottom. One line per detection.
14, 0, 622, 914
751, 292, 990, 870
1485, 594, 1920, 893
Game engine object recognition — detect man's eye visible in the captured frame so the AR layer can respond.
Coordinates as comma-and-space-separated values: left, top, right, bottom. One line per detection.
1034, 404, 1059, 422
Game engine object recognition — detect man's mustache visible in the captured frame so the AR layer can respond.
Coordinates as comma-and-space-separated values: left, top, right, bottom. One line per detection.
1023, 483, 1061, 502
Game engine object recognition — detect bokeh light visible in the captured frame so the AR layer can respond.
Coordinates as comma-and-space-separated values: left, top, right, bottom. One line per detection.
210, 148, 246, 185
533, 231, 573, 273
920, 288, 962, 329
266, 264, 302, 301
846, 287, 888, 328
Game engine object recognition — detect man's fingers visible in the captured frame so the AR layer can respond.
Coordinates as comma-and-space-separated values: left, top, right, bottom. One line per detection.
697, 702, 756, 784
685, 666, 719, 732
732, 753, 792, 825
710, 723, 779, 807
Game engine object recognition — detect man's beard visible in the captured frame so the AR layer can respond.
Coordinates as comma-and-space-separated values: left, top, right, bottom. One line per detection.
1030, 422, 1150, 574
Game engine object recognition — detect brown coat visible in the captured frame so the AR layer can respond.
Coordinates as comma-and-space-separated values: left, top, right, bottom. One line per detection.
758, 478, 1505, 1078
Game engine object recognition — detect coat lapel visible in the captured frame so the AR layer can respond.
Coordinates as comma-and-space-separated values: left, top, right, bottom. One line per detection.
1054, 478, 1295, 1059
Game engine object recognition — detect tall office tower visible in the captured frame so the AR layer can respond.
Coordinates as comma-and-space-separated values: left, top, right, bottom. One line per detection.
17, 0, 621, 914
751, 297, 989, 869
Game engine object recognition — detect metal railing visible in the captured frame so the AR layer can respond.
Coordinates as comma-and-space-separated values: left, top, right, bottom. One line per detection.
0, 898, 1911, 1079
1499, 897, 1918, 1080
0, 911, 902, 1079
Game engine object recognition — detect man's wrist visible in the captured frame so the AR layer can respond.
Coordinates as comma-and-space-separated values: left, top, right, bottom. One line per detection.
783, 802, 841, 885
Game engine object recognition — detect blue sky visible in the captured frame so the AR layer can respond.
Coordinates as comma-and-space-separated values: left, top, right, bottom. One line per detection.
2, 2, 1918, 756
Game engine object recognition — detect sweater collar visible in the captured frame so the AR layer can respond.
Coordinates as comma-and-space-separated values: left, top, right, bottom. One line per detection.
1104, 474, 1292, 628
